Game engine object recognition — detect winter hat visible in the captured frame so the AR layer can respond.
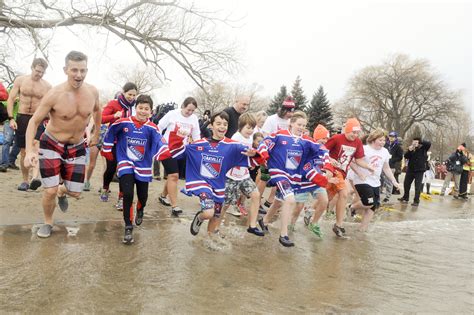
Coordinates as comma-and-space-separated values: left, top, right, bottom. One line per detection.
344, 118, 361, 133
313, 124, 330, 141
388, 131, 398, 137
282, 96, 295, 109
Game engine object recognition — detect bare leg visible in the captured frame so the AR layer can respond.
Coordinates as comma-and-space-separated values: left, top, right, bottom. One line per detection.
248, 190, 260, 228
42, 187, 59, 225
280, 195, 296, 237
335, 185, 349, 227
207, 203, 230, 234
85, 146, 99, 181
311, 192, 329, 224
263, 199, 282, 225
19, 149, 29, 182
359, 209, 374, 231
291, 202, 305, 225
166, 173, 179, 207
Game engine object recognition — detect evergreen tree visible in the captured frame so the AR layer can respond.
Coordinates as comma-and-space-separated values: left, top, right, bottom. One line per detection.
268, 85, 288, 115
307, 86, 334, 133
290, 76, 307, 111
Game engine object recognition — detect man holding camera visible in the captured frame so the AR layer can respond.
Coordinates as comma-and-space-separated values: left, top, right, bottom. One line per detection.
399, 137, 431, 206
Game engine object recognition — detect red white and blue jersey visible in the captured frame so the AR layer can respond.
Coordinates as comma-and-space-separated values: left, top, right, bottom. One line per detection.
298, 146, 332, 194
102, 117, 171, 182
258, 130, 329, 190
178, 138, 262, 203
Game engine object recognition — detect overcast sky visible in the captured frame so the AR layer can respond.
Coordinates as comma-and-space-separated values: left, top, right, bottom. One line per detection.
15, 0, 472, 117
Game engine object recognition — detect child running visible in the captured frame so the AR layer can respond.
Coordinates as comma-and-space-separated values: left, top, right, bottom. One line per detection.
220, 113, 264, 236
290, 124, 334, 238
258, 111, 330, 247
347, 128, 401, 231
101, 95, 172, 244
173, 112, 265, 237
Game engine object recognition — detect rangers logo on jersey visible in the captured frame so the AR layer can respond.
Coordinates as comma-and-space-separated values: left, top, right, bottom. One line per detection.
200, 154, 224, 178
126, 137, 147, 161
285, 149, 302, 170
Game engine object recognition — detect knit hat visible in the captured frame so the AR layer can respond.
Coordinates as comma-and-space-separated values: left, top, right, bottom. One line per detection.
313, 124, 330, 141
344, 118, 361, 133
282, 96, 295, 109
388, 131, 398, 137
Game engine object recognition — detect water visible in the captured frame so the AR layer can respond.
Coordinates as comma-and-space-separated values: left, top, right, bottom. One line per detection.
1, 198, 473, 314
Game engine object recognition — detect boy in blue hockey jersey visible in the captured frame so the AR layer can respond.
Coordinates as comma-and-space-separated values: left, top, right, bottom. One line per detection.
257, 111, 334, 247
173, 111, 265, 237
102, 95, 171, 244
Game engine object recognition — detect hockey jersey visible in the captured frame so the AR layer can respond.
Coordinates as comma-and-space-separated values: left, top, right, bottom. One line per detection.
177, 138, 263, 203
298, 147, 334, 194
258, 129, 329, 189
102, 117, 171, 182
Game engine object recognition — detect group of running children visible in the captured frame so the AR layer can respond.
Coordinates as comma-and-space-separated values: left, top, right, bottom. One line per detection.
97, 86, 401, 246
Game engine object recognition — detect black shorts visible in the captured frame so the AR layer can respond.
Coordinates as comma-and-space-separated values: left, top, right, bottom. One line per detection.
15, 113, 33, 148
354, 184, 380, 211
162, 157, 179, 174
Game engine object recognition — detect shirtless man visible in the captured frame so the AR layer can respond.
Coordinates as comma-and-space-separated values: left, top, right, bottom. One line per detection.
24, 51, 101, 238
7, 58, 52, 191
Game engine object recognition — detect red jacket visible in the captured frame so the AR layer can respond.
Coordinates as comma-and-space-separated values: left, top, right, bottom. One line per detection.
101, 99, 122, 124
0, 83, 8, 101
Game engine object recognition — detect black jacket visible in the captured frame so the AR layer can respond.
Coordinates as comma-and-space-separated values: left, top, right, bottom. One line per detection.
404, 140, 431, 173
447, 151, 468, 174
385, 141, 404, 169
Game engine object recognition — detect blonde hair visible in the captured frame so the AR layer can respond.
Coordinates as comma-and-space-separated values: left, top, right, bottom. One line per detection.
238, 112, 257, 131
367, 128, 387, 143
290, 110, 307, 123
255, 110, 268, 122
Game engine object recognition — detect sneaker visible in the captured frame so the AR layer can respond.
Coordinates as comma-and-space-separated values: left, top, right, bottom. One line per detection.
257, 217, 269, 234
398, 197, 408, 203
83, 181, 91, 191
308, 223, 323, 238
0, 165, 7, 172
17, 182, 29, 191
115, 197, 123, 211
247, 226, 265, 237
190, 212, 203, 236
332, 224, 346, 237
29, 178, 42, 191
37, 224, 53, 238
8, 163, 19, 170
237, 203, 248, 216
303, 209, 313, 226
159, 195, 171, 206
258, 206, 267, 215
135, 210, 144, 226
171, 206, 183, 217
57, 195, 69, 213
279, 235, 295, 247
411, 202, 419, 207
288, 224, 296, 233
263, 200, 272, 208
100, 189, 110, 202
123, 227, 134, 244
382, 197, 390, 203
228, 208, 242, 217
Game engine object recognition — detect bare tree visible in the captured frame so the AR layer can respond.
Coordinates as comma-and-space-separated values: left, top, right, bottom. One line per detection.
0, 0, 239, 89
191, 82, 268, 116
110, 64, 161, 94
334, 54, 464, 139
